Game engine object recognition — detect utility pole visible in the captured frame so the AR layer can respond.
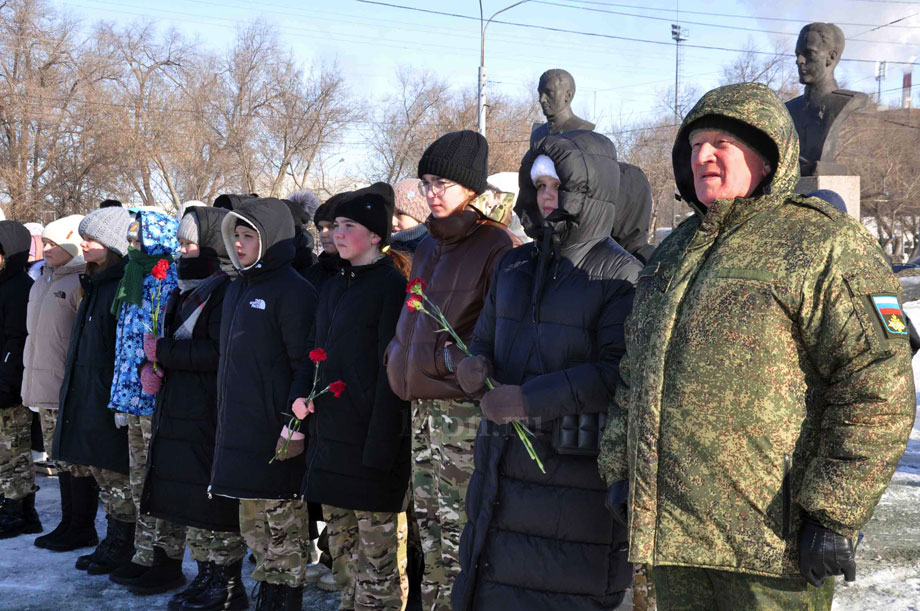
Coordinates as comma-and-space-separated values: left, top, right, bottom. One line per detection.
875, 61, 887, 104
479, 1, 531, 137
671, 23, 688, 124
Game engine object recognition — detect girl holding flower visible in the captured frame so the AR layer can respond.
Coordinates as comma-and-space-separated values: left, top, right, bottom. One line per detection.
290, 183, 412, 611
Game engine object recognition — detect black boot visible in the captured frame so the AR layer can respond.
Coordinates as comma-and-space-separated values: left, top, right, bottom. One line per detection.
167, 561, 212, 610
127, 546, 186, 595
184, 559, 248, 610
41, 475, 98, 551
407, 546, 423, 608
86, 518, 135, 575
34, 472, 72, 549
0, 493, 42, 538
277, 584, 303, 611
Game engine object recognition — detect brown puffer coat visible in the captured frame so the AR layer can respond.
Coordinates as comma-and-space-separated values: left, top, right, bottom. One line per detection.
385, 207, 516, 401
21, 261, 84, 409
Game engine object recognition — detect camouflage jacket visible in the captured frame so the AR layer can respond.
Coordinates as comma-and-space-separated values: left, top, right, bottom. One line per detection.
598, 82, 916, 577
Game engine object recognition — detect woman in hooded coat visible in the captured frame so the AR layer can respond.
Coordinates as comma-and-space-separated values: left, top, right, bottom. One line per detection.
451, 130, 640, 611
139, 205, 248, 609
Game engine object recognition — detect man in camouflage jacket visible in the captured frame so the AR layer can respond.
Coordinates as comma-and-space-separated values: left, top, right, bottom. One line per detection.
598, 82, 916, 609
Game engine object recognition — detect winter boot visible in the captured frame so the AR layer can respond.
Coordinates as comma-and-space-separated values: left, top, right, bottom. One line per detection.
277, 584, 303, 611
317, 570, 338, 592
167, 561, 212, 610
252, 582, 279, 611
41, 474, 98, 551
0, 493, 42, 538
34, 472, 72, 549
86, 518, 136, 575
127, 546, 186, 595
183, 559, 248, 611
109, 560, 148, 585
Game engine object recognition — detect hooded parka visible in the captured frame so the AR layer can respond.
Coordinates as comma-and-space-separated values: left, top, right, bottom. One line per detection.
453, 131, 641, 611
209, 198, 317, 500
294, 257, 410, 513
53, 257, 130, 473
21, 255, 85, 410
613, 162, 655, 264
0, 221, 33, 409
141, 206, 239, 530
597, 82, 917, 578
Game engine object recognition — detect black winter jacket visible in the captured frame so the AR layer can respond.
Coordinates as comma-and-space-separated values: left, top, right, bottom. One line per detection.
293, 257, 410, 513
614, 162, 656, 264
453, 131, 641, 611
143, 207, 239, 530
0, 221, 32, 409
303, 252, 341, 294
210, 199, 317, 500
53, 259, 130, 473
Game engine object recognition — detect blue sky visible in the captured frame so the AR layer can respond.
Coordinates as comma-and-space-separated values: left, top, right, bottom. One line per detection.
55, 0, 920, 169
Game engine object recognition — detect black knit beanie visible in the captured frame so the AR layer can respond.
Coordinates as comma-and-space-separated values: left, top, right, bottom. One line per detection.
418, 130, 489, 195
687, 115, 778, 171
314, 191, 352, 225
332, 182, 395, 243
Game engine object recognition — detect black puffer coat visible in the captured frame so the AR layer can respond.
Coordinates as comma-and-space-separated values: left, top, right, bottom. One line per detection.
613, 162, 656, 264
453, 131, 640, 611
210, 199, 317, 500
0, 221, 32, 409
293, 257, 410, 513
303, 252, 341, 294
53, 258, 130, 473
142, 207, 239, 530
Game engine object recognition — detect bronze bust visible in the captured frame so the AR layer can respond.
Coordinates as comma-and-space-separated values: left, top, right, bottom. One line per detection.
785, 23, 868, 176
530, 69, 595, 147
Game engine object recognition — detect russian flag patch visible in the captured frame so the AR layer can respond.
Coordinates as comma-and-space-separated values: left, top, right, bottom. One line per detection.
871, 294, 908, 336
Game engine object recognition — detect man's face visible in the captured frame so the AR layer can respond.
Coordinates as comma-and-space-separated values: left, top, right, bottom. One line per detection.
538, 77, 570, 119
690, 129, 769, 206
795, 30, 835, 85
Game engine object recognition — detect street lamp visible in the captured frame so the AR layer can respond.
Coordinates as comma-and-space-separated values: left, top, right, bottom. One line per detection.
478, 0, 531, 137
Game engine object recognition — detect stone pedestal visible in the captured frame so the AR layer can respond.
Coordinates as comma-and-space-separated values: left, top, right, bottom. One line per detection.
794, 175, 860, 220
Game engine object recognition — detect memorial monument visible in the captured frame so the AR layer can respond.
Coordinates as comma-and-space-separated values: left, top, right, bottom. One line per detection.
530, 69, 595, 146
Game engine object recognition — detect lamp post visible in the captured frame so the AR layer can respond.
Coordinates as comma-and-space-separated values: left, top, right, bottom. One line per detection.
478, 0, 531, 137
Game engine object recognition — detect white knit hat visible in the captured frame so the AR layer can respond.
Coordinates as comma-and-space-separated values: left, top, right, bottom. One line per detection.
43, 215, 85, 261
530, 155, 559, 185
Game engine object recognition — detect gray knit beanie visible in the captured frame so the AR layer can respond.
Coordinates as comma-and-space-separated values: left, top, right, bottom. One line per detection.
177, 211, 200, 244
79, 207, 133, 256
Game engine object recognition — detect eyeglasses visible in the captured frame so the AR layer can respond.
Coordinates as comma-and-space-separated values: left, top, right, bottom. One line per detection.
418, 179, 458, 197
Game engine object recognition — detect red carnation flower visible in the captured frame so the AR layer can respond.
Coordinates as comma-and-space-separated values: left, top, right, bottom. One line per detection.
151, 259, 170, 280
406, 295, 424, 311
309, 348, 328, 364
329, 380, 346, 398
406, 277, 427, 295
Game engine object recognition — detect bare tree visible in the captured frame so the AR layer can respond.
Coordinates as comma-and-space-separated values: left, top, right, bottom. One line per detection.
719, 38, 799, 101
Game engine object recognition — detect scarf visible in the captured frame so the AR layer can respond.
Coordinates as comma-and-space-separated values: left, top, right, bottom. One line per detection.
110, 249, 174, 315
174, 271, 228, 336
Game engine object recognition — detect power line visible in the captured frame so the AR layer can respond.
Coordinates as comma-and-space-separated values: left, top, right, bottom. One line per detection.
357, 0, 920, 64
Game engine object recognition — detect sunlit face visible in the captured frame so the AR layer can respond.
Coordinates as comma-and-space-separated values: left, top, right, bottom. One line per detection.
42, 239, 74, 268
80, 237, 109, 264
421, 174, 474, 219
333, 216, 380, 265
690, 129, 769, 206
535, 175, 561, 218
233, 225, 260, 267
393, 213, 419, 233
317, 220, 337, 255
178, 238, 200, 259
795, 30, 835, 85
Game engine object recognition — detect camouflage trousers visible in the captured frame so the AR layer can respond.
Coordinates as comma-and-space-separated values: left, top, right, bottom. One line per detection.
38, 408, 92, 476
239, 498, 309, 587
126, 414, 186, 564
187, 526, 247, 567
0, 406, 37, 499
89, 466, 135, 522
652, 566, 835, 611
412, 398, 479, 611
324, 505, 408, 611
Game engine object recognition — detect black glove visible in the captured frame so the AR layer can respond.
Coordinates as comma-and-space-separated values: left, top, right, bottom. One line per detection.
605, 480, 629, 529
798, 515, 856, 587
